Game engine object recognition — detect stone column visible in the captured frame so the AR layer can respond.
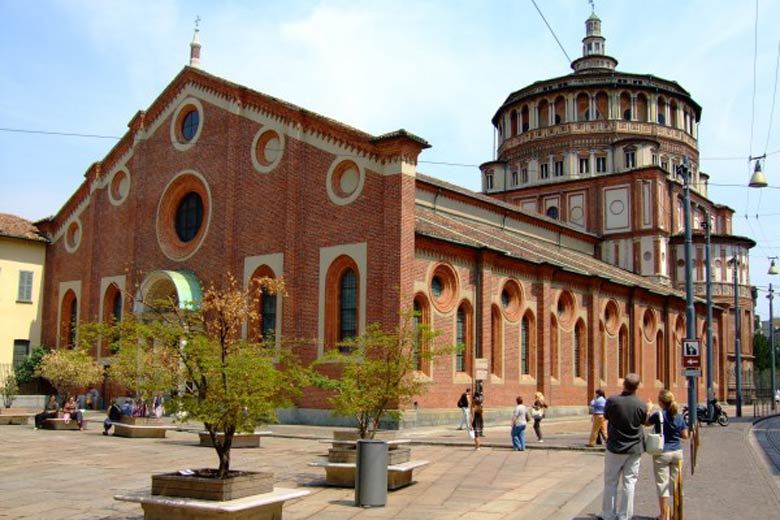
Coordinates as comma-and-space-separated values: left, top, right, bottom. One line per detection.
587, 281, 602, 397
535, 267, 555, 398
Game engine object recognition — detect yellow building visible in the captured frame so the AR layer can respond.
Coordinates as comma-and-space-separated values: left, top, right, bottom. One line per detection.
0, 214, 46, 381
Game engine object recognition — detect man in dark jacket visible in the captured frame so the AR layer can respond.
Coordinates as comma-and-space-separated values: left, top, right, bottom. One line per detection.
599, 373, 647, 520
103, 399, 124, 435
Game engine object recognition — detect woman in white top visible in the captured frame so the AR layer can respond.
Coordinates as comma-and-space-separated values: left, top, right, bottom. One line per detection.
511, 396, 528, 451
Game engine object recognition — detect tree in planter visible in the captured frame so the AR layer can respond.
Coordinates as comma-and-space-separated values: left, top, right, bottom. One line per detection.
36, 347, 103, 399
313, 311, 448, 439
98, 274, 307, 479
1, 374, 18, 408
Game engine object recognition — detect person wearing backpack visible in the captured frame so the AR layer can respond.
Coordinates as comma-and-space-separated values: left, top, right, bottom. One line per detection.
645, 389, 688, 520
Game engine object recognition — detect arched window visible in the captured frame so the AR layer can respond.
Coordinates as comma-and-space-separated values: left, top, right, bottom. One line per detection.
554, 96, 565, 125
249, 265, 278, 343
656, 331, 664, 381
60, 289, 78, 349
574, 320, 585, 379
510, 109, 518, 136
339, 269, 357, 342
576, 93, 590, 121
491, 305, 502, 376
618, 325, 628, 378
538, 100, 550, 128
636, 93, 648, 122
521, 106, 530, 132
657, 97, 667, 125
670, 101, 679, 129
412, 293, 431, 374
620, 92, 632, 121
455, 301, 473, 374
102, 283, 122, 357
521, 314, 530, 375
595, 92, 609, 120
550, 314, 559, 379
325, 255, 360, 352
599, 321, 606, 381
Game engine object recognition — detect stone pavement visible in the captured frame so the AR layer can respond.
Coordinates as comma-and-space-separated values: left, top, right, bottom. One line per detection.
0, 420, 604, 520
576, 414, 780, 520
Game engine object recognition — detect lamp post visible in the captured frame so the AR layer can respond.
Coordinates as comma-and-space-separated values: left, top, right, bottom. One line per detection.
768, 257, 778, 410
677, 156, 697, 428
729, 254, 742, 417
704, 215, 714, 415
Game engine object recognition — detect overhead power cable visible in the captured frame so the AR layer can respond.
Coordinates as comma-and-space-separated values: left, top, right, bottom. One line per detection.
530, 0, 572, 64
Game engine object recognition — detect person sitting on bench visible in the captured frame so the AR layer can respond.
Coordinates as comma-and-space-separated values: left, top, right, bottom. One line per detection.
62, 395, 85, 430
103, 399, 124, 435
34, 395, 59, 429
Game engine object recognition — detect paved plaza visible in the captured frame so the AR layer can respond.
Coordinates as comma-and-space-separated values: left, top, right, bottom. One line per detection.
0, 413, 779, 519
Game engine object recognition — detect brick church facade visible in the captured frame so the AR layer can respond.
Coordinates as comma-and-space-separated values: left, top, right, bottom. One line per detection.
36, 13, 753, 417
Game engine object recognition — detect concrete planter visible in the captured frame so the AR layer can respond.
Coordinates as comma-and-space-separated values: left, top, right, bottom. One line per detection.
198, 432, 262, 449
151, 470, 274, 501
328, 446, 411, 464
121, 416, 163, 426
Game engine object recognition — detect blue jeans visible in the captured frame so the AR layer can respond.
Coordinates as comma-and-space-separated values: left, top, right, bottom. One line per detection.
511, 423, 527, 450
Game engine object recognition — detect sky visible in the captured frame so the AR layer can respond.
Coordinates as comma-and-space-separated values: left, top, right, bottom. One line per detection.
1, 0, 780, 317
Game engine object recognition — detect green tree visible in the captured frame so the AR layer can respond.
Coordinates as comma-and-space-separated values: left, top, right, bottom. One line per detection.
97, 274, 307, 479
14, 346, 47, 385
36, 348, 103, 397
754, 332, 771, 372
313, 311, 449, 439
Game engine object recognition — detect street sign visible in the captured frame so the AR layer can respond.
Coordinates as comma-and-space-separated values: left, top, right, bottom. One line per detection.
684, 368, 702, 378
474, 358, 488, 381
682, 339, 701, 370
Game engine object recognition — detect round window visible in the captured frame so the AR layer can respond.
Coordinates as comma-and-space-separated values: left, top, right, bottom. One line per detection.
556, 290, 575, 326
109, 168, 131, 205
643, 309, 656, 341
65, 220, 82, 253
429, 263, 458, 313
500, 279, 523, 321
156, 171, 211, 261
181, 110, 200, 142
175, 192, 204, 242
326, 158, 365, 205
546, 206, 559, 219
604, 299, 619, 335
251, 128, 285, 173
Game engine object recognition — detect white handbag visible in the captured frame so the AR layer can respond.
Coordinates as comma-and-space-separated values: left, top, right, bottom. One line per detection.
645, 411, 665, 455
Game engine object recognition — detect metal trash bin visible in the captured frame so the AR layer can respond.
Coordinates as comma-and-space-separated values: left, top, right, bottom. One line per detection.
355, 439, 388, 507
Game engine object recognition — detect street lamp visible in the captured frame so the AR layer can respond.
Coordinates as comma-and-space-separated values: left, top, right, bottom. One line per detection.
729, 255, 743, 417
676, 156, 697, 427
749, 155, 768, 188
769, 257, 778, 411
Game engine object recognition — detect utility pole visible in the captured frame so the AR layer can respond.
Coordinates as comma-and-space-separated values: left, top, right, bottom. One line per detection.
704, 215, 714, 415
678, 156, 697, 428
731, 253, 742, 417
769, 283, 776, 412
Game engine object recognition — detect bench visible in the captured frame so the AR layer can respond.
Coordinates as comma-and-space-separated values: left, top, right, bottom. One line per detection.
0, 413, 33, 425
42, 418, 80, 431
308, 459, 429, 490
113, 423, 174, 439
198, 431, 272, 449
114, 487, 309, 520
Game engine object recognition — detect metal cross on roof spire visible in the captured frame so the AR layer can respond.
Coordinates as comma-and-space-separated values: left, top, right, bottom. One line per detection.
588, 0, 595, 13
195, 15, 201, 29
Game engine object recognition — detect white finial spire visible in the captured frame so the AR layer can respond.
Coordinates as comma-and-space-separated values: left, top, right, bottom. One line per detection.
189, 16, 202, 68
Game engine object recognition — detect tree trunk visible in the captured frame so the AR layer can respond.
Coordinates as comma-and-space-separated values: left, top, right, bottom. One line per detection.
206, 424, 235, 479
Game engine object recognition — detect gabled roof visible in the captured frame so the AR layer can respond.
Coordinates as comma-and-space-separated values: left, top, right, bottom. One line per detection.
0, 213, 48, 243
415, 205, 685, 299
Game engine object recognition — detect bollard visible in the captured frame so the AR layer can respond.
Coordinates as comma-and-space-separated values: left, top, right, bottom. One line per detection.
355, 439, 388, 507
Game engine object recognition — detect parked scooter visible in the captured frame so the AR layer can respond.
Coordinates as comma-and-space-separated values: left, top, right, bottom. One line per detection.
682, 398, 729, 426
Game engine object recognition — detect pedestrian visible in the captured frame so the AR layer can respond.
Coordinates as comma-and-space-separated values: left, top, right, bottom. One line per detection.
599, 373, 647, 520
103, 399, 124, 435
646, 390, 688, 520
457, 388, 471, 430
34, 394, 59, 429
775, 387, 780, 405
121, 398, 134, 417
62, 395, 85, 430
153, 392, 164, 418
531, 391, 547, 442
587, 388, 608, 447
511, 395, 528, 451
471, 392, 484, 450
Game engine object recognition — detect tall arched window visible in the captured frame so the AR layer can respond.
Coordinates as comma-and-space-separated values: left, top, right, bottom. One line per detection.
576, 92, 590, 121
60, 289, 78, 349
620, 92, 632, 121
101, 283, 122, 357
325, 255, 360, 352
412, 293, 431, 375
491, 305, 502, 376
521, 315, 530, 375
574, 320, 585, 379
618, 325, 628, 378
521, 106, 530, 132
599, 321, 606, 381
510, 109, 518, 136
538, 100, 550, 128
656, 331, 664, 382
339, 269, 357, 342
250, 265, 278, 342
455, 301, 473, 374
